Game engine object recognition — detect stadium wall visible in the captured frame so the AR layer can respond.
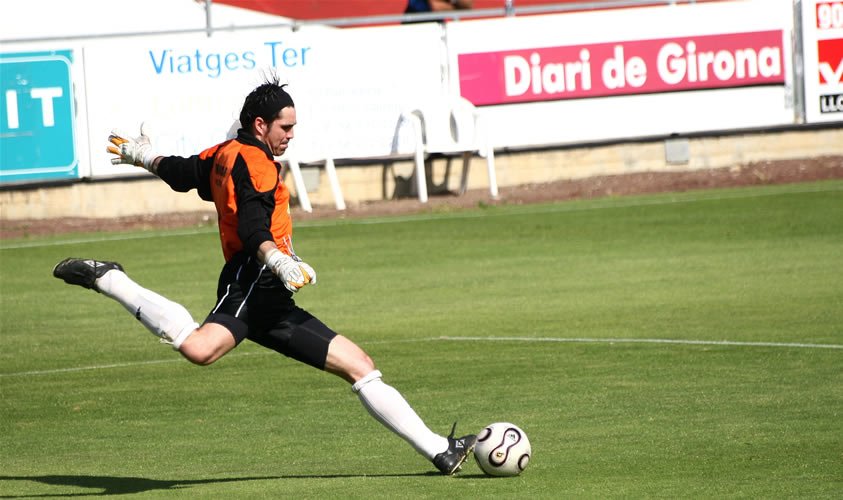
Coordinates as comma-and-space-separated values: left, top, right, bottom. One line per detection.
1, 0, 841, 220
2, 125, 840, 220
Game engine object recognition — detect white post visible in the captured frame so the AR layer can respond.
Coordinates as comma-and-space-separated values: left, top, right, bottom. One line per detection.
324, 158, 346, 210
486, 145, 499, 199
474, 111, 499, 199
406, 112, 428, 203
287, 159, 313, 213
204, 0, 213, 37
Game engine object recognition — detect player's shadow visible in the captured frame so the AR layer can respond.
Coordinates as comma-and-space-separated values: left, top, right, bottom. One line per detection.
0, 472, 432, 497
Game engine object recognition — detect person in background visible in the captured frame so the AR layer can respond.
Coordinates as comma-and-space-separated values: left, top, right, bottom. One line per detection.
405, 0, 473, 16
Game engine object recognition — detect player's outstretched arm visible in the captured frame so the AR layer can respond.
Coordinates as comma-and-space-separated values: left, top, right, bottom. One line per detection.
107, 123, 160, 174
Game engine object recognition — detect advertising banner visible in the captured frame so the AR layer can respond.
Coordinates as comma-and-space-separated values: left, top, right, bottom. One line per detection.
0, 50, 82, 184
801, 0, 843, 122
80, 24, 444, 178
2, 1, 824, 186
447, 0, 795, 149
459, 31, 786, 105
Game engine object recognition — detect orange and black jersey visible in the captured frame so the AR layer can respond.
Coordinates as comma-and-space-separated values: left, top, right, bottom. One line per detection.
156, 129, 293, 262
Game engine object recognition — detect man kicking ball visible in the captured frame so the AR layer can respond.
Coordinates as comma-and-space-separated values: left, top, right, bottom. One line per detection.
53, 76, 475, 475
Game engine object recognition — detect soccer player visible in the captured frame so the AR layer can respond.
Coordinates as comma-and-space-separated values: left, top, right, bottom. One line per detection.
53, 76, 476, 475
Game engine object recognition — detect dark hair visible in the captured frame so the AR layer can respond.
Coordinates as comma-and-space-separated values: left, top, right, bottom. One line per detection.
239, 75, 295, 130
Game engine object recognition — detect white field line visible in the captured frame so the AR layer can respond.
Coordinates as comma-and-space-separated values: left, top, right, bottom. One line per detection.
0, 226, 218, 250
436, 336, 843, 350
2, 335, 839, 378
0, 357, 184, 377
2, 182, 841, 250
0, 350, 267, 378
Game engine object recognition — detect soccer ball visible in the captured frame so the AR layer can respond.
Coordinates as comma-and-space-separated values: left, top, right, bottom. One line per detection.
474, 422, 531, 476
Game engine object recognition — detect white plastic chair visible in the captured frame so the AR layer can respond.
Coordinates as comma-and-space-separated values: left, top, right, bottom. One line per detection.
400, 97, 498, 203
286, 155, 346, 212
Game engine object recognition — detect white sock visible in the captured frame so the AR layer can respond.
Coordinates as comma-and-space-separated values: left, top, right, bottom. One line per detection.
95, 269, 198, 349
352, 370, 448, 460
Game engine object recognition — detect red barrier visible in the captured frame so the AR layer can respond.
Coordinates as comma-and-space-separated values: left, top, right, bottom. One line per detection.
213, 0, 725, 22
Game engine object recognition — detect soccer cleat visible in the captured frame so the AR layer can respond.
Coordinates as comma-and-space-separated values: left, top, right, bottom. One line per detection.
432, 422, 477, 475
53, 258, 124, 292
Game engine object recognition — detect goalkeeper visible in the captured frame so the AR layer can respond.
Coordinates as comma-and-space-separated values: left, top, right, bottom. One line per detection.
52, 76, 475, 475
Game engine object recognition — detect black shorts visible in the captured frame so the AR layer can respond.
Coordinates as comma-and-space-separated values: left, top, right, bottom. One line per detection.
203, 253, 337, 369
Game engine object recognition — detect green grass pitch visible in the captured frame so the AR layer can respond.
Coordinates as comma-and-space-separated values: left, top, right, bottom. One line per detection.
1, 181, 841, 498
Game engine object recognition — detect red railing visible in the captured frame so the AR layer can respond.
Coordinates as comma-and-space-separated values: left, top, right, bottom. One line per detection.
212, 0, 723, 23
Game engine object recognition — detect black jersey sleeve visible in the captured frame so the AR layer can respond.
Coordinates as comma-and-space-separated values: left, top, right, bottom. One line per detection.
156, 155, 214, 201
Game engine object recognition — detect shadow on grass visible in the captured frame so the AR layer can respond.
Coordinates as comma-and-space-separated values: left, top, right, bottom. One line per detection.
0, 472, 436, 497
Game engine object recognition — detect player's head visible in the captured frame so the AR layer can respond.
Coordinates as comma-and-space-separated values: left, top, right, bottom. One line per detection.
239, 75, 294, 130
240, 75, 296, 156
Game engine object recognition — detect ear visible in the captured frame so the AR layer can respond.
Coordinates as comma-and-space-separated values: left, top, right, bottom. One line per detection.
254, 116, 268, 136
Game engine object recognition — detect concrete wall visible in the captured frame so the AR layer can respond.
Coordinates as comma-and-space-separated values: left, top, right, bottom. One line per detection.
2, 126, 841, 221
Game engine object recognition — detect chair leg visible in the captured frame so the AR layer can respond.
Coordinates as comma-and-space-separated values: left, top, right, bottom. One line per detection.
486, 149, 499, 199
287, 158, 313, 213
459, 152, 472, 195
324, 158, 346, 211
414, 149, 428, 203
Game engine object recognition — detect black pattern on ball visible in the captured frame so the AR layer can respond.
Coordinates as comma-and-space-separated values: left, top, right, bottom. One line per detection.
518, 453, 530, 471
488, 426, 522, 466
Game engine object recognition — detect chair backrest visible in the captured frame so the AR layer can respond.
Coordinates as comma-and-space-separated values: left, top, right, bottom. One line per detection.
447, 96, 479, 149
400, 96, 481, 155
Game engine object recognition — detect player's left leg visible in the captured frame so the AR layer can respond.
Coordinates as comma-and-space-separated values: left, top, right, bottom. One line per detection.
327, 335, 476, 475
249, 306, 476, 474
336, 336, 449, 459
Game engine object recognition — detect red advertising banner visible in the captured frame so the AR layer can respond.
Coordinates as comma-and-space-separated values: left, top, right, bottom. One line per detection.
817, 38, 843, 84
458, 31, 785, 106
815, 1, 843, 29
803, 0, 843, 121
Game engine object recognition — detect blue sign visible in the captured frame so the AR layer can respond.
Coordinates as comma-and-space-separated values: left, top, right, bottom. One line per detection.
1, 50, 78, 184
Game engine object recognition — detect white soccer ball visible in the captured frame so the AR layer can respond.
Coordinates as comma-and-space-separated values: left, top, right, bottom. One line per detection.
474, 422, 532, 476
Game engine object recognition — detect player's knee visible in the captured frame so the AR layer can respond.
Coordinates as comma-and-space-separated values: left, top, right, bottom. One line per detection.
357, 351, 375, 373
327, 335, 377, 383
178, 335, 223, 366
179, 344, 219, 366
346, 346, 376, 380
335, 353, 375, 384
185, 351, 218, 366
177, 323, 235, 366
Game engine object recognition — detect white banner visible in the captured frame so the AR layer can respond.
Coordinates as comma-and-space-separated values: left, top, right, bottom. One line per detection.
3, 1, 822, 186
81, 24, 444, 177
446, 0, 795, 149
801, 0, 843, 122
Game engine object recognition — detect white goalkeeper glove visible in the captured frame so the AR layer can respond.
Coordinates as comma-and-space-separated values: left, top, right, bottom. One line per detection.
107, 123, 158, 172
264, 248, 317, 293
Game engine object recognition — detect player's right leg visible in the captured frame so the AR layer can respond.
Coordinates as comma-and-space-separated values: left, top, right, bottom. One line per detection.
53, 257, 197, 347
52, 257, 235, 364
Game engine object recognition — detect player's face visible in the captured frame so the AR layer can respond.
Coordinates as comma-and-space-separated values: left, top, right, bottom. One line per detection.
263, 106, 296, 157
